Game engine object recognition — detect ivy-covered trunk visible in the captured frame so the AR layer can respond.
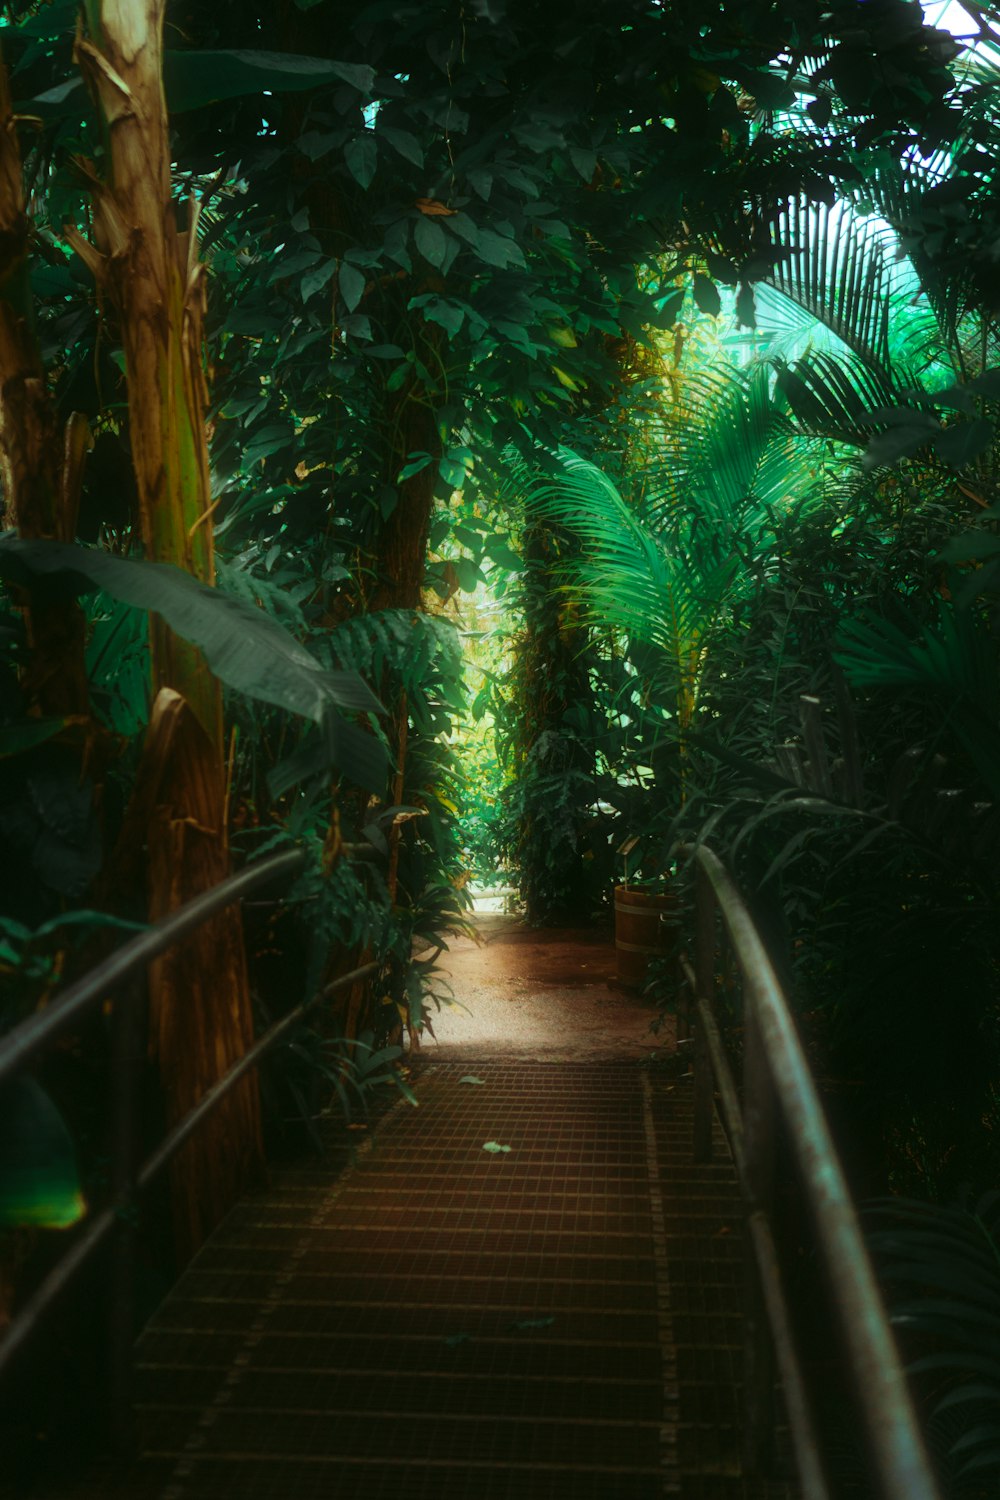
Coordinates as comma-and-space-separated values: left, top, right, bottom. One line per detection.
72, 3, 261, 1254
514, 519, 596, 926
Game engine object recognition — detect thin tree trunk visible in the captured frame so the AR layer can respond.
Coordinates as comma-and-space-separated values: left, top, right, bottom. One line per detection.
0, 52, 89, 717
71, 3, 261, 1255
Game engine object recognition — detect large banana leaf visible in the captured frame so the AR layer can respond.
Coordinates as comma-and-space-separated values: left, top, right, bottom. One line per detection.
30, 47, 374, 118
0, 535, 387, 788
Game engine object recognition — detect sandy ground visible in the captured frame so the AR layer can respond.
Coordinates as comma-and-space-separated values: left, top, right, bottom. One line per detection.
417, 914, 675, 1063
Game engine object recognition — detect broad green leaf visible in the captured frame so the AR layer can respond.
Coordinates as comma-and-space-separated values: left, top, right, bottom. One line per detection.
268, 714, 388, 797
466, 167, 493, 200
459, 1075, 485, 1085
422, 298, 465, 338
864, 421, 938, 468
397, 452, 434, 483
340, 262, 367, 314
414, 217, 447, 269
0, 536, 384, 733
482, 1140, 512, 1153
970, 368, 1000, 399
692, 274, 722, 318
451, 558, 483, 591
301, 259, 336, 302
569, 147, 596, 181
383, 219, 411, 271
475, 229, 525, 269
32, 910, 147, 941
486, 542, 522, 571
378, 125, 424, 166
0, 1077, 85, 1230
298, 130, 343, 162
345, 134, 378, 190
933, 419, 994, 469
510, 1316, 555, 1330
162, 51, 374, 114
735, 283, 756, 329
0, 718, 72, 758
446, 213, 480, 249
341, 313, 373, 340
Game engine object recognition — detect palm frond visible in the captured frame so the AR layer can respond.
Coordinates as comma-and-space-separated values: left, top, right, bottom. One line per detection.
643, 364, 829, 536
868, 1192, 1000, 1488
764, 201, 899, 380
775, 349, 901, 444
524, 450, 739, 725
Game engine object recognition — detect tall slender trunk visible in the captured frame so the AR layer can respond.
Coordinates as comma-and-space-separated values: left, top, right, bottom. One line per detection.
71, 3, 261, 1255
516, 518, 595, 925
0, 53, 88, 717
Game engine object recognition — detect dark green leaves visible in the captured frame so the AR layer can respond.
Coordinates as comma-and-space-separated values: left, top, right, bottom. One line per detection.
933, 418, 993, 468
163, 51, 375, 114
414, 216, 448, 269
0, 536, 383, 732
862, 409, 994, 470
378, 125, 424, 167
345, 135, 378, 190
735, 283, 756, 329
340, 262, 367, 314
0, 1077, 85, 1230
692, 275, 721, 319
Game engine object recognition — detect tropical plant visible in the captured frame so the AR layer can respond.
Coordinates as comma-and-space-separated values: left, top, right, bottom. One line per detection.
867, 1191, 1000, 1495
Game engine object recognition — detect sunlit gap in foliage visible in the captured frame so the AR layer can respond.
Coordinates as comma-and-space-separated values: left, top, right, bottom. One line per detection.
435, 564, 514, 915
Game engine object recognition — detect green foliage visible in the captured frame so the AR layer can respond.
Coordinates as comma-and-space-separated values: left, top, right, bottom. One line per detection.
4, 5, 1000, 1445
0, 535, 386, 781
868, 1192, 1000, 1494
0, 1076, 85, 1230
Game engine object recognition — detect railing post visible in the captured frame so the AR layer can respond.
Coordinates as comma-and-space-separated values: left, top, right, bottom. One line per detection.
692, 863, 715, 1163
107, 976, 146, 1456
742, 981, 777, 1474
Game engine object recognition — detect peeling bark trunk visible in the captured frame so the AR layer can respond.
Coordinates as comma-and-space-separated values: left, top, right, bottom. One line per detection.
73, 5, 261, 1255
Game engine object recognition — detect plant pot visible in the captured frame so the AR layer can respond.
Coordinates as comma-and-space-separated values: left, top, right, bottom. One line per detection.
613, 884, 679, 990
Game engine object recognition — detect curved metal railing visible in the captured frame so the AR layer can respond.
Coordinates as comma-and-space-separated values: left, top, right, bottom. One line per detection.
678, 842, 941, 1500
0, 845, 380, 1447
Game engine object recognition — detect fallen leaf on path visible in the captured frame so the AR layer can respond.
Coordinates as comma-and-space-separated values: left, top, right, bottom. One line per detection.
459, 1075, 485, 1085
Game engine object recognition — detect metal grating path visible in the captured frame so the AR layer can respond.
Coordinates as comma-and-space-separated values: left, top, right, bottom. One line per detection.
64, 1061, 801, 1500
113, 1063, 681, 1499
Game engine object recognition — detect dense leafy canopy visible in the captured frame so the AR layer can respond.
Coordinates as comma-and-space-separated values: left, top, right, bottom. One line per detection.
3, 0, 1000, 1479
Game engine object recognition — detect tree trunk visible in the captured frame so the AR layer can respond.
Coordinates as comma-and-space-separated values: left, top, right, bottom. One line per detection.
0, 52, 89, 718
515, 518, 596, 926
72, 4, 261, 1254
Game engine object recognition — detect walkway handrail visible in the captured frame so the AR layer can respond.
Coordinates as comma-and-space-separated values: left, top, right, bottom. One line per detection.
0, 847, 306, 1091
679, 842, 941, 1500
0, 845, 380, 1447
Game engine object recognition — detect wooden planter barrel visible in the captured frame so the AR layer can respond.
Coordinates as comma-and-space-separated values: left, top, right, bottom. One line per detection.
614, 885, 679, 989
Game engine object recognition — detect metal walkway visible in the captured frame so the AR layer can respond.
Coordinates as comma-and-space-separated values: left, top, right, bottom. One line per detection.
96, 1063, 795, 1500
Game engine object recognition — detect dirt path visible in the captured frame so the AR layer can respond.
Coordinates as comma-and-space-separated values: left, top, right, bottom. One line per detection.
419, 915, 675, 1063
